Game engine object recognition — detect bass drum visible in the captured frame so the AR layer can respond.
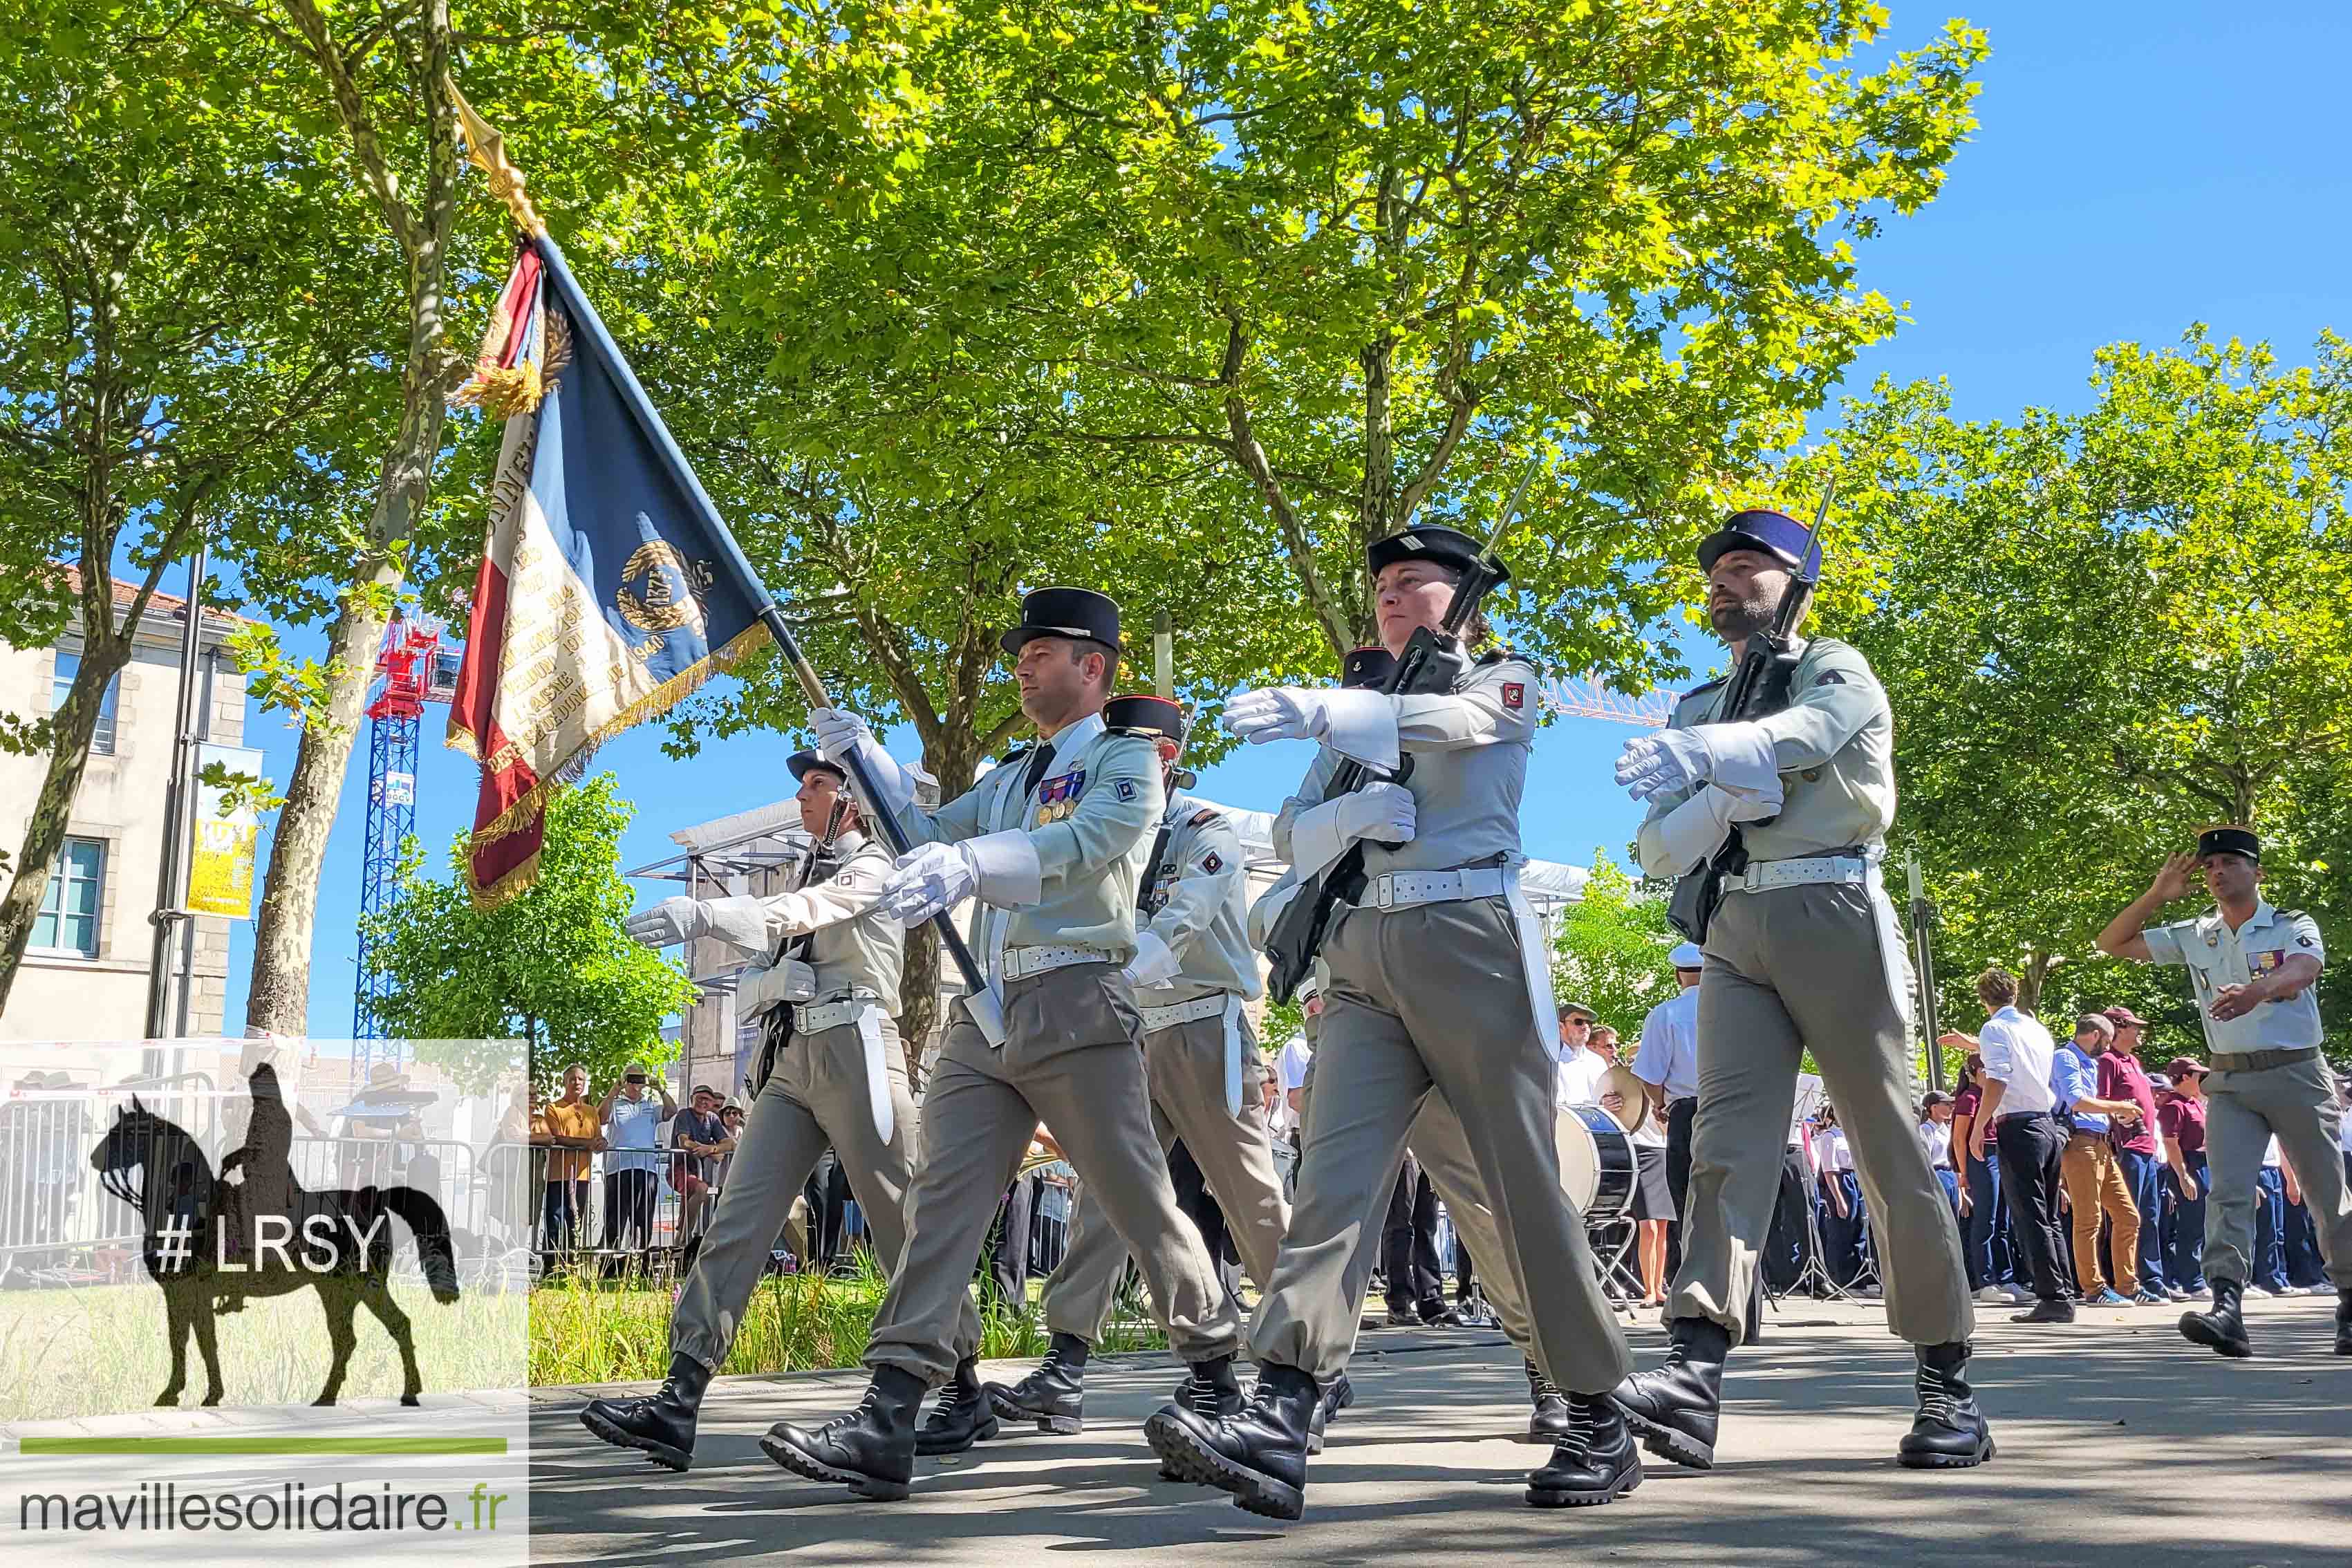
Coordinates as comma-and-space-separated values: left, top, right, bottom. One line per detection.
1556, 1103, 1637, 1225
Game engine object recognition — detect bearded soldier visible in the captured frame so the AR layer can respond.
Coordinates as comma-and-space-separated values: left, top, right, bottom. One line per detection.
985, 694, 1293, 1439
1608, 508, 1988, 1473
581, 750, 984, 1468
1149, 525, 1636, 1521
759, 587, 1245, 1501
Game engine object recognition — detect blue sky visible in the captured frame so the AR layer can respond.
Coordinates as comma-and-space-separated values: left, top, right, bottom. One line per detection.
210, 2, 2352, 1036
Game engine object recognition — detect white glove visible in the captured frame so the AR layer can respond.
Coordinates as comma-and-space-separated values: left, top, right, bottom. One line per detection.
1332, 781, 1416, 846
1614, 729, 1712, 801
624, 897, 710, 948
809, 707, 915, 814
879, 841, 979, 926
1122, 931, 1180, 990
1222, 687, 1326, 745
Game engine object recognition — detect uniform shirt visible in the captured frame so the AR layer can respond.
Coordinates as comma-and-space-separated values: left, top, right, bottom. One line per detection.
2050, 1043, 2107, 1135
1271, 1034, 1314, 1135
1632, 986, 1701, 1102
703, 831, 905, 1016
2099, 1051, 2159, 1156
2158, 1094, 2207, 1158
893, 711, 1163, 976
2140, 900, 2325, 1054
603, 1093, 665, 1175
1138, 792, 1261, 1004
1273, 651, 1537, 877
1976, 1005, 2058, 1117
1634, 637, 1896, 879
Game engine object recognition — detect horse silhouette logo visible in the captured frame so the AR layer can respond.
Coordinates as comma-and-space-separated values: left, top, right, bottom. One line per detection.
89, 1064, 461, 1408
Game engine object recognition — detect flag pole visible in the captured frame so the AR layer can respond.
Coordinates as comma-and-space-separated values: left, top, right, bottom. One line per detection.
451, 82, 1005, 1042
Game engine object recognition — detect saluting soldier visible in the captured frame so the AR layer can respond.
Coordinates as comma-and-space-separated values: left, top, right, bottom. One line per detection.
985, 694, 1294, 1438
1609, 508, 1986, 1473
1262, 645, 1571, 1450
1150, 525, 1636, 1522
760, 588, 1245, 1501
2095, 827, 2350, 1358
581, 750, 983, 1468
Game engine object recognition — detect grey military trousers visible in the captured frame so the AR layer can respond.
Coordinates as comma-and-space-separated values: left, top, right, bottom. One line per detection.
864, 962, 1243, 1385
1296, 1048, 1542, 1373
1251, 897, 1630, 1394
671, 1014, 980, 1372
1679, 879, 1972, 1347
1043, 1009, 1290, 1343
2203, 1050, 2351, 1291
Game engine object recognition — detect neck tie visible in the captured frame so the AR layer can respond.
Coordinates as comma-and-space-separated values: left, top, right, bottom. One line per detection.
1020, 740, 1056, 801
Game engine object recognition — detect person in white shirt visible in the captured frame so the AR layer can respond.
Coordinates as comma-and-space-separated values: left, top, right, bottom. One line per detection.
1919, 1092, 1961, 1242
1596, 1025, 1672, 1307
1555, 1001, 1612, 1110
1945, 969, 2071, 1323
1632, 946, 1705, 1296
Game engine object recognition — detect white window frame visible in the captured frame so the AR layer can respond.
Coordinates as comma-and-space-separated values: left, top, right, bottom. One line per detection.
50, 650, 119, 756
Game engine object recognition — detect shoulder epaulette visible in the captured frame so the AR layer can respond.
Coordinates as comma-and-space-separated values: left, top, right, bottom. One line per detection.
1682, 675, 1728, 699
1188, 808, 1220, 828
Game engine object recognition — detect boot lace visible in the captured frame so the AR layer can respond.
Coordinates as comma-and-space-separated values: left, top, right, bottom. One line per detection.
1551, 1396, 1597, 1462
926, 1383, 971, 1425
1915, 1365, 1961, 1427
1180, 1370, 1226, 1419
1527, 1361, 1565, 1402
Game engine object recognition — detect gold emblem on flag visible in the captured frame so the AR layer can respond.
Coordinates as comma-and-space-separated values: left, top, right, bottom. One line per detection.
615, 538, 712, 634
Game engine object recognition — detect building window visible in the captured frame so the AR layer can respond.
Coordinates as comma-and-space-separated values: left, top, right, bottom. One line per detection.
51, 651, 118, 756
30, 837, 106, 958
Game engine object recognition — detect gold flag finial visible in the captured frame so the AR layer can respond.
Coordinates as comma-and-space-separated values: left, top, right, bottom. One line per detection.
446, 75, 547, 238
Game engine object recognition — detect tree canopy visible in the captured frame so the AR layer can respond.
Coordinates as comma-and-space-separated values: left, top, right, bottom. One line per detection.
365, 774, 697, 1094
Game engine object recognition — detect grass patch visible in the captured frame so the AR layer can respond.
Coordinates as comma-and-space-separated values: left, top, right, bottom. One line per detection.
527, 1247, 1168, 1385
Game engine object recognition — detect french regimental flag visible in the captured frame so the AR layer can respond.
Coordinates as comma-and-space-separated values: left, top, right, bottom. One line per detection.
446, 238, 772, 903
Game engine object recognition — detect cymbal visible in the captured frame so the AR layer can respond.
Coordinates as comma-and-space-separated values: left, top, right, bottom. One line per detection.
1598, 1064, 1652, 1134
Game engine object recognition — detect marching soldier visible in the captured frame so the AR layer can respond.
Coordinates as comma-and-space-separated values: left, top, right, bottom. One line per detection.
1264, 646, 1570, 1450
2095, 828, 2350, 1357
761, 587, 1245, 1501
1609, 508, 1986, 1473
985, 694, 1294, 1439
581, 750, 985, 1468
1149, 525, 1636, 1521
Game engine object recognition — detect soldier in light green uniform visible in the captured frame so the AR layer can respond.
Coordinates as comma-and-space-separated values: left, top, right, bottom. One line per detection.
2096, 826, 2349, 1358
580, 749, 982, 1470
1148, 525, 1636, 1522
987, 694, 1294, 1439
760, 588, 1244, 1502
1609, 508, 1986, 1475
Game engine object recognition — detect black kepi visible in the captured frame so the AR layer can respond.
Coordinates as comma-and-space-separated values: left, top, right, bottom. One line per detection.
1105, 693, 1185, 741
999, 587, 1123, 657
2195, 824, 2261, 863
1365, 524, 1511, 586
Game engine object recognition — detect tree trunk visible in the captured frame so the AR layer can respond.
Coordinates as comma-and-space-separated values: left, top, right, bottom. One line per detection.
2019, 948, 2054, 1018
0, 639, 131, 1009
243, 358, 451, 1034
896, 715, 993, 1085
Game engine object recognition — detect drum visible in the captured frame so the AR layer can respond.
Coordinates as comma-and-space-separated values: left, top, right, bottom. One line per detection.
1557, 1103, 1637, 1224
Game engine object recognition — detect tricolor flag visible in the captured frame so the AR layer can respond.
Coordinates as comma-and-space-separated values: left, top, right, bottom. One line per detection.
446, 239, 772, 902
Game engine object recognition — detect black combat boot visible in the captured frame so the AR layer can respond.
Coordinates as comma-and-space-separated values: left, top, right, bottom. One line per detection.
579, 1352, 711, 1471
1146, 1361, 1320, 1521
2179, 1278, 2253, 1359
1897, 1341, 1995, 1468
1157, 1355, 1247, 1477
915, 1354, 1000, 1455
758, 1364, 924, 1501
1305, 1370, 1354, 1455
1608, 1316, 1730, 1470
1526, 1391, 1642, 1507
2334, 1289, 2351, 1356
1523, 1357, 1570, 1444
984, 1332, 1088, 1435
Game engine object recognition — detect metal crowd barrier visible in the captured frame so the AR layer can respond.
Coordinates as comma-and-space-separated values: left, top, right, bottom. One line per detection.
0, 1071, 217, 1287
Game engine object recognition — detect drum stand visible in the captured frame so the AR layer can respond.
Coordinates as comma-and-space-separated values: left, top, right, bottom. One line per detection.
1789, 1182, 1856, 1302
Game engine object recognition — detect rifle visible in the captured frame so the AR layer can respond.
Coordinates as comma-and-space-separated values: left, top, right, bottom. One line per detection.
1262, 463, 1536, 1004
1664, 482, 1837, 943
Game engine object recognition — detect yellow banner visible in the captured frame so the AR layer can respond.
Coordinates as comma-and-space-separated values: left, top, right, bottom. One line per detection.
187, 742, 264, 920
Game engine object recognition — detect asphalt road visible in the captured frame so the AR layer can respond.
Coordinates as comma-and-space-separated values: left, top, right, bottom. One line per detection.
530, 1292, 2350, 1565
